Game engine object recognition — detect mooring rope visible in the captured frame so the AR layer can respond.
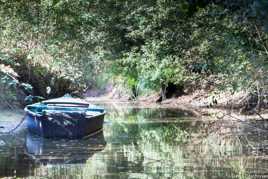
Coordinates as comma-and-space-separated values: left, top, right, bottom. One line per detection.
82, 128, 103, 139
0, 117, 26, 135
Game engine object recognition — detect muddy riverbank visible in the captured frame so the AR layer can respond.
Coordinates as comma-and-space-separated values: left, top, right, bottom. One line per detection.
86, 89, 268, 122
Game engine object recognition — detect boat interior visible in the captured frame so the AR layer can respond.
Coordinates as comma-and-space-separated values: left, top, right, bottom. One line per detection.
26, 102, 105, 116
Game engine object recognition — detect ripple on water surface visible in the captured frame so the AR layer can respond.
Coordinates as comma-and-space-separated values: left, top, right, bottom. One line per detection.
0, 107, 268, 178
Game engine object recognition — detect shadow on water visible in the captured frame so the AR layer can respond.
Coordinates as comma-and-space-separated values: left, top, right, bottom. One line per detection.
0, 110, 106, 178
0, 132, 106, 178
25, 132, 106, 165
1, 106, 268, 178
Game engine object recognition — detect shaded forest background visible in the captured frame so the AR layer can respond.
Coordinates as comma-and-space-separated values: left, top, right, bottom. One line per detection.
0, 0, 268, 108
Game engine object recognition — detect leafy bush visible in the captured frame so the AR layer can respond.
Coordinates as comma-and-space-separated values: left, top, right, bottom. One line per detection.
0, 0, 268, 102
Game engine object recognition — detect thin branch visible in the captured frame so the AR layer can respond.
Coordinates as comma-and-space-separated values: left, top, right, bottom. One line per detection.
255, 25, 268, 56
254, 110, 266, 120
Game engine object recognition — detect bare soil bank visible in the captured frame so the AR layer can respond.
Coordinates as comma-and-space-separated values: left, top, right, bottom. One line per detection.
86, 90, 268, 121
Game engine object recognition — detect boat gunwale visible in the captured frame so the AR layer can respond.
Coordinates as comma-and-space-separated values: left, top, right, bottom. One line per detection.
24, 106, 43, 117
24, 104, 106, 118
43, 102, 89, 108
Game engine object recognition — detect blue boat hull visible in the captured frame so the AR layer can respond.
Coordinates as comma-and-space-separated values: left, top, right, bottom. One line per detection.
25, 111, 104, 139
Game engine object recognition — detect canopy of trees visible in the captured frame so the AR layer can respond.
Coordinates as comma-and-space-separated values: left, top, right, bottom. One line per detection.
0, 0, 267, 103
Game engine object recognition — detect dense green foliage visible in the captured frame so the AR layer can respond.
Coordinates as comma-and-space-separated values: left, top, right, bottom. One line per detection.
0, 0, 268, 103
93, 0, 268, 95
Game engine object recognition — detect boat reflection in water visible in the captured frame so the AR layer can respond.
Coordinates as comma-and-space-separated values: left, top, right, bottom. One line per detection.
25, 131, 106, 165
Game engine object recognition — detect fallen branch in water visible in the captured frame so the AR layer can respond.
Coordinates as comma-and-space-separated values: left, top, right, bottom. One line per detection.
254, 110, 266, 120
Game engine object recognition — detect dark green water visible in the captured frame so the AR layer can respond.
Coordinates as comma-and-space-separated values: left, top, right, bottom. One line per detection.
0, 105, 268, 179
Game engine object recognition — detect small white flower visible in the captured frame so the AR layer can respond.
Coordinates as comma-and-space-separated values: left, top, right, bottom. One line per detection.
46, 86, 51, 95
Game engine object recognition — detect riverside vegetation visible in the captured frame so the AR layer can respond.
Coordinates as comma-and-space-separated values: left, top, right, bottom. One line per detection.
0, 0, 268, 112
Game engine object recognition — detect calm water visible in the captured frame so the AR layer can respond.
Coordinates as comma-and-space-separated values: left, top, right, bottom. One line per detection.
0, 105, 268, 179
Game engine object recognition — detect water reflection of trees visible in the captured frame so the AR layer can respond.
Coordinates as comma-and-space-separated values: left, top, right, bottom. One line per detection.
1, 107, 268, 178
95, 108, 268, 179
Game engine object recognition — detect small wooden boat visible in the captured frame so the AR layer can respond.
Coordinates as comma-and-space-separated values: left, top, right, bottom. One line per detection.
24, 95, 105, 139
